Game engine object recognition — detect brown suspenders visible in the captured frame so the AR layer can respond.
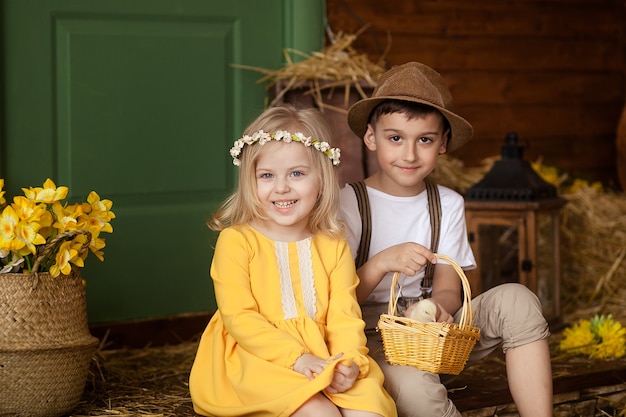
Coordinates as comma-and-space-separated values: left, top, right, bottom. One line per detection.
348, 180, 372, 271
348, 181, 442, 295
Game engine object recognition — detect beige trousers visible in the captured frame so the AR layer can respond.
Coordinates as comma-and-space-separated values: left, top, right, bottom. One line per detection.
361, 283, 550, 417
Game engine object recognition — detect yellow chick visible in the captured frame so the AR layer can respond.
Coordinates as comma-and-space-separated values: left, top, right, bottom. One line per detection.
405, 299, 437, 323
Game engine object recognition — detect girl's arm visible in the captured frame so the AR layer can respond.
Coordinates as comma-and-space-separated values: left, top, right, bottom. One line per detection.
211, 228, 308, 369
324, 239, 372, 377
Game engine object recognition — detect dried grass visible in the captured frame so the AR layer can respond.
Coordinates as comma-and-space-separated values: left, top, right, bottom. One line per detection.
70, 338, 200, 417
232, 28, 388, 113
559, 188, 626, 323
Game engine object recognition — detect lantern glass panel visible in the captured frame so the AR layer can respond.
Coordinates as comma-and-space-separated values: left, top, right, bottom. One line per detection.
537, 212, 559, 319
476, 223, 520, 290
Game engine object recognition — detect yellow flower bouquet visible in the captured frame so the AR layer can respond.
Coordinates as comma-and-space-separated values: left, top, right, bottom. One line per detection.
0, 178, 115, 277
559, 314, 626, 360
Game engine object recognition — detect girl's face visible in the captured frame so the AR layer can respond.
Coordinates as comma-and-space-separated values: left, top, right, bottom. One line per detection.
364, 111, 447, 196
253, 141, 321, 241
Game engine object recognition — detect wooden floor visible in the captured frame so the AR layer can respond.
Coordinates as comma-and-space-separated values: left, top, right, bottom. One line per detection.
448, 349, 626, 416
68, 313, 626, 417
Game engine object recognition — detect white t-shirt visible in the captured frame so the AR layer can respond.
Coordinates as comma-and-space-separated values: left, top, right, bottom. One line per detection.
339, 183, 476, 303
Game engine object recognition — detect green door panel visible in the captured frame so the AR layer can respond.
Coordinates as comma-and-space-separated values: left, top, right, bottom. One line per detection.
1, 0, 324, 323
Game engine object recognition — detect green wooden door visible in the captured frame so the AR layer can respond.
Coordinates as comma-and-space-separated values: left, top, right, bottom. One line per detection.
1, 0, 324, 322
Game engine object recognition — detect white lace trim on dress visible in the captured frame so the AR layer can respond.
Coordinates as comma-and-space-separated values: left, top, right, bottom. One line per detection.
297, 238, 317, 319
275, 241, 298, 319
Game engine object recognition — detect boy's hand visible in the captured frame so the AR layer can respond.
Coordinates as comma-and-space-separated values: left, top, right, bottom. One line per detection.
326, 361, 359, 394
376, 242, 437, 277
356, 242, 438, 302
293, 353, 328, 380
434, 302, 455, 323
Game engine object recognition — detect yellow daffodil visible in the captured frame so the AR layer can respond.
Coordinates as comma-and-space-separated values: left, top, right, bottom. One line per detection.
590, 316, 626, 359
49, 240, 78, 277
0, 178, 114, 277
12, 196, 47, 223
562, 178, 603, 194
51, 201, 82, 233
69, 233, 89, 263
86, 234, 107, 262
0, 179, 5, 206
531, 160, 606, 196
79, 191, 115, 234
21, 178, 68, 203
559, 319, 596, 356
532, 161, 565, 187
0, 205, 21, 251
0, 205, 46, 256
15, 221, 46, 256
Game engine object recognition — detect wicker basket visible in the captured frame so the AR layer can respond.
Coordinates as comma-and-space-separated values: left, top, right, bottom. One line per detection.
0, 231, 98, 417
377, 253, 480, 375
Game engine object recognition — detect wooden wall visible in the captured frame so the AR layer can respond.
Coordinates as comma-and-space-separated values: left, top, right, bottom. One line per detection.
326, 0, 625, 188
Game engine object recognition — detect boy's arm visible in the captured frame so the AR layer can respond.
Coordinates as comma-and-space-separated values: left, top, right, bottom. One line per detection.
355, 242, 437, 303
430, 263, 463, 321
354, 252, 387, 302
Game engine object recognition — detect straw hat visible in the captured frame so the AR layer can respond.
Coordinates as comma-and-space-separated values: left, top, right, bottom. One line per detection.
347, 62, 474, 153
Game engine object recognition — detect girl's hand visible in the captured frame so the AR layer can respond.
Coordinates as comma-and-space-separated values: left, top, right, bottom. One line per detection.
326, 361, 359, 394
293, 353, 328, 380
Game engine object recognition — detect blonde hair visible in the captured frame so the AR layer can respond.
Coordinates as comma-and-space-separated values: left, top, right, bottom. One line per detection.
209, 105, 343, 238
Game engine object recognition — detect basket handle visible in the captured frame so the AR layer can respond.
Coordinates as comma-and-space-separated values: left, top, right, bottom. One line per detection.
387, 254, 474, 328
31, 230, 92, 274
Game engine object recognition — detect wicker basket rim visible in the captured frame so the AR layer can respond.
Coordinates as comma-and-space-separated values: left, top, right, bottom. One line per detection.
30, 230, 91, 273
388, 253, 474, 328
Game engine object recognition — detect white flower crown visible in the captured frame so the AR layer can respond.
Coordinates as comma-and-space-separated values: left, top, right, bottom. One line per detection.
229, 129, 341, 166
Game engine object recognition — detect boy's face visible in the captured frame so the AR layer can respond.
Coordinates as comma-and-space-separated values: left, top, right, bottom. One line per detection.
364, 111, 447, 196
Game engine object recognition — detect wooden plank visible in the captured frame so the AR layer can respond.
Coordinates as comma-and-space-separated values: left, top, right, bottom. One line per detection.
617, 106, 626, 189
328, 0, 621, 36
328, 0, 622, 38
448, 348, 626, 412
445, 72, 624, 106
384, 38, 623, 72
461, 103, 623, 137
452, 133, 615, 159
89, 311, 212, 349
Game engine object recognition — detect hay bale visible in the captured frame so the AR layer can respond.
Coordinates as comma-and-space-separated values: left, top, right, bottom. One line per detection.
232, 29, 387, 112
559, 187, 626, 323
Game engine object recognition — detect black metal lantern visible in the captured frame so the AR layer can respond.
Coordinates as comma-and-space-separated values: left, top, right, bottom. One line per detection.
465, 133, 566, 321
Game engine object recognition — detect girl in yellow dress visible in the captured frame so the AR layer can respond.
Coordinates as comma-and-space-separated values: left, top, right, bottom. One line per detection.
189, 105, 396, 417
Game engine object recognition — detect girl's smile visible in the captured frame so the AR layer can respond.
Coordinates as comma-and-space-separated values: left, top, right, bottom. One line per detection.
273, 200, 297, 209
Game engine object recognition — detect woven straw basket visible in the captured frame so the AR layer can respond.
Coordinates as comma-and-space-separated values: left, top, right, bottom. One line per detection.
0, 231, 98, 417
377, 254, 480, 375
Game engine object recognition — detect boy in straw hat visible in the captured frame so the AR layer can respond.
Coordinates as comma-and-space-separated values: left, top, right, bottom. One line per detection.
339, 62, 552, 417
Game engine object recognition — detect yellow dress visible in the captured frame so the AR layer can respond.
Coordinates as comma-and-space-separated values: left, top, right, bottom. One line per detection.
189, 224, 396, 417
